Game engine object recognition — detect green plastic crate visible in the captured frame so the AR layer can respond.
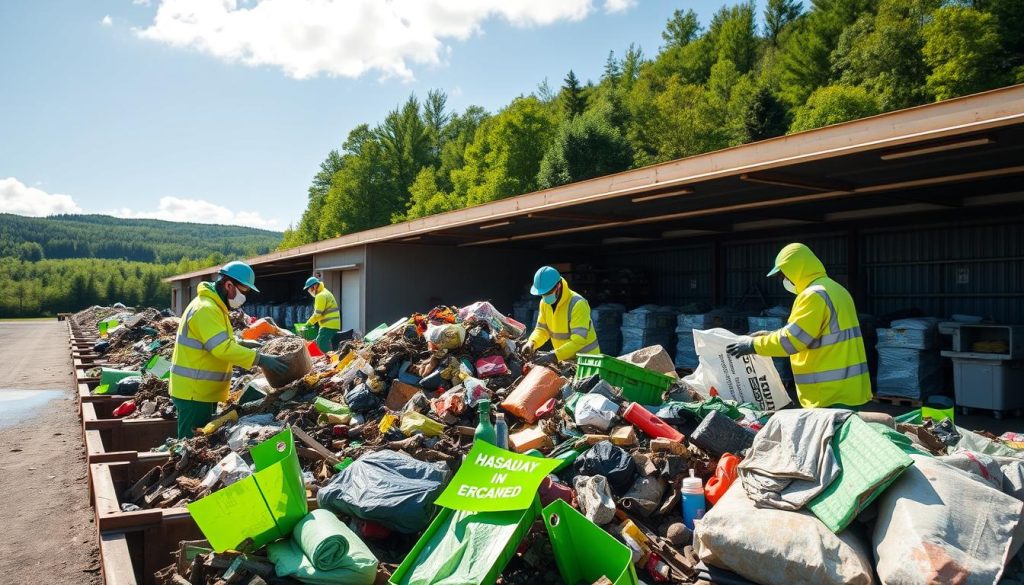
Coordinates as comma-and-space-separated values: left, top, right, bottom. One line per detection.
293, 323, 317, 341
575, 353, 673, 405
390, 496, 541, 585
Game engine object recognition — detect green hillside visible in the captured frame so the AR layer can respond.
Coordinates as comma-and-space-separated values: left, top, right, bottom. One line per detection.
0, 213, 281, 263
0, 214, 282, 317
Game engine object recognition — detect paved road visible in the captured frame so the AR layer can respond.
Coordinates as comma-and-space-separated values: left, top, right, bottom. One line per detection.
0, 320, 101, 584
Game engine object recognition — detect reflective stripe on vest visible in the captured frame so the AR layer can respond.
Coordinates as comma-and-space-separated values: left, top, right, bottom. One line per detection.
808, 326, 862, 349
785, 322, 816, 346
566, 294, 594, 342
170, 364, 231, 382
806, 285, 840, 334
793, 362, 869, 385
578, 338, 600, 354
177, 308, 231, 352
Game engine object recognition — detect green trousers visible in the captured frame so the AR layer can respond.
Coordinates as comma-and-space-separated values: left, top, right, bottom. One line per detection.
315, 326, 339, 354
172, 397, 217, 439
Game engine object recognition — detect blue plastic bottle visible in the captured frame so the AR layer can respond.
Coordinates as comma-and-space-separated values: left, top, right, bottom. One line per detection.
681, 469, 706, 530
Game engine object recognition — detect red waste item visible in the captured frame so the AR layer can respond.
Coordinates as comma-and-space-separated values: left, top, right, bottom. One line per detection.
307, 340, 324, 357
501, 365, 564, 423
705, 453, 741, 506
537, 476, 575, 508
623, 402, 684, 443
112, 400, 136, 418
242, 318, 276, 340
534, 397, 557, 419
475, 355, 510, 378
358, 520, 392, 540
332, 425, 349, 437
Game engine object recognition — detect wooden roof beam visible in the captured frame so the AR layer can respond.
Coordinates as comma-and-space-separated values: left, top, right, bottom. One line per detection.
740, 171, 855, 193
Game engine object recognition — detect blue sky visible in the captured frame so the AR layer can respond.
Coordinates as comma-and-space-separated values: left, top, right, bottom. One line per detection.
0, 1, 747, 231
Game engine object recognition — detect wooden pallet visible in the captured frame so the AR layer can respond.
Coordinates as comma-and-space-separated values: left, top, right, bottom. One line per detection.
872, 394, 922, 407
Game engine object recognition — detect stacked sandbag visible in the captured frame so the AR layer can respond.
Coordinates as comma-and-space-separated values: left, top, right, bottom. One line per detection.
876, 317, 942, 400
591, 303, 625, 356
675, 309, 749, 370
622, 305, 676, 355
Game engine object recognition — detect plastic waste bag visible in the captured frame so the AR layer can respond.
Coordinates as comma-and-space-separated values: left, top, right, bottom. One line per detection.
344, 383, 382, 414
267, 509, 378, 585
113, 376, 143, 396
574, 440, 637, 496
225, 414, 283, 451
685, 328, 790, 411
574, 393, 618, 432
458, 301, 526, 339
317, 450, 449, 534
573, 475, 616, 525
199, 452, 253, 490
873, 455, 1024, 585
425, 323, 466, 350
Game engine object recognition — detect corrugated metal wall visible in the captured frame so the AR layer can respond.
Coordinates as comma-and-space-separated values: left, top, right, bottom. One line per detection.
723, 234, 848, 311
861, 220, 1024, 323
603, 243, 714, 307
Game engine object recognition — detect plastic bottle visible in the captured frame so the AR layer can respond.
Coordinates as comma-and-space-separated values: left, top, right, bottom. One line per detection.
494, 412, 509, 450
623, 402, 685, 443
704, 453, 741, 506
681, 469, 706, 530
474, 399, 497, 445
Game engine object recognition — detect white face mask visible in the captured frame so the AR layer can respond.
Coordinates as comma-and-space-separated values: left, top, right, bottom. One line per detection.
782, 277, 797, 294
228, 290, 247, 309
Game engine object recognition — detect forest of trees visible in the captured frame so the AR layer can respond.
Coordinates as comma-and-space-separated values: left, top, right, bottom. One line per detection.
0, 215, 281, 317
0, 214, 281, 262
281, 0, 1023, 249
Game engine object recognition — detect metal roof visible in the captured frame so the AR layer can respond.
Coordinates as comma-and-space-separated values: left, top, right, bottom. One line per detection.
167, 84, 1024, 283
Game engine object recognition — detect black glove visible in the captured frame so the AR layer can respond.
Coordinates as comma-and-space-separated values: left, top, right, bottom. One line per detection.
237, 338, 262, 349
532, 351, 557, 366
256, 353, 289, 375
725, 340, 756, 358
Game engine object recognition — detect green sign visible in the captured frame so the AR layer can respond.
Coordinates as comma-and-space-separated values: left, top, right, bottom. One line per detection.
434, 439, 560, 512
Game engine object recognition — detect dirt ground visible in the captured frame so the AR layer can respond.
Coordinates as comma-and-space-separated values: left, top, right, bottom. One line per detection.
0, 320, 101, 584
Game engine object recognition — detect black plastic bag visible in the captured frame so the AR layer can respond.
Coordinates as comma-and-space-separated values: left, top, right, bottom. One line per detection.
345, 382, 382, 414
316, 450, 450, 533
573, 440, 637, 496
932, 418, 962, 447
419, 369, 444, 392
93, 340, 110, 355
466, 326, 493, 355
113, 376, 143, 396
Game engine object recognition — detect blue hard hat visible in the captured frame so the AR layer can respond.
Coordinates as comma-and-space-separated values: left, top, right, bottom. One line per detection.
303, 276, 321, 290
218, 261, 259, 293
531, 266, 562, 296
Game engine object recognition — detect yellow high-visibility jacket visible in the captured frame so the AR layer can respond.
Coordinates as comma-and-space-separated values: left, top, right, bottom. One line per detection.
169, 282, 257, 403
753, 244, 871, 408
528, 279, 600, 361
306, 283, 341, 330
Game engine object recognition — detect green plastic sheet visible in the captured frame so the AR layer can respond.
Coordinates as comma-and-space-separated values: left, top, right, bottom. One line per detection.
314, 397, 350, 416
397, 508, 524, 585
667, 396, 743, 421
807, 415, 914, 533
144, 355, 171, 379
187, 427, 307, 552
94, 368, 140, 395
267, 509, 377, 585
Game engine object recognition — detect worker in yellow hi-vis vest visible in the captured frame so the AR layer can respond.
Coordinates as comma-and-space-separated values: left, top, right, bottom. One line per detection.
523, 266, 600, 366
170, 261, 288, 438
726, 243, 872, 409
304, 276, 341, 354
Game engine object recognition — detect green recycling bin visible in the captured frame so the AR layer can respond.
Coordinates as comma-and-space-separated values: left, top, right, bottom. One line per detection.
187, 427, 308, 552
542, 500, 638, 585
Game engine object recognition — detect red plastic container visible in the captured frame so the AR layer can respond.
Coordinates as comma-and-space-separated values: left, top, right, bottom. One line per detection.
112, 400, 136, 418
623, 402, 684, 443
307, 340, 324, 357
705, 453, 740, 506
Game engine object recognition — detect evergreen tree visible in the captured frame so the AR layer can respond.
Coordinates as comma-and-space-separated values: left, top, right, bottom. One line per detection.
561, 70, 586, 119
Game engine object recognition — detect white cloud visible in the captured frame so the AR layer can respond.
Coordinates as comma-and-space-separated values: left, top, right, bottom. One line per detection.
110, 196, 281, 230
136, 0, 602, 80
0, 178, 82, 216
133, 0, 151, 5
101, 14, 113, 26
603, 0, 636, 13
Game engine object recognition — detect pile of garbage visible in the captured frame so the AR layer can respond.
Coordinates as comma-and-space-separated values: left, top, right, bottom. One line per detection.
72, 303, 1024, 584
